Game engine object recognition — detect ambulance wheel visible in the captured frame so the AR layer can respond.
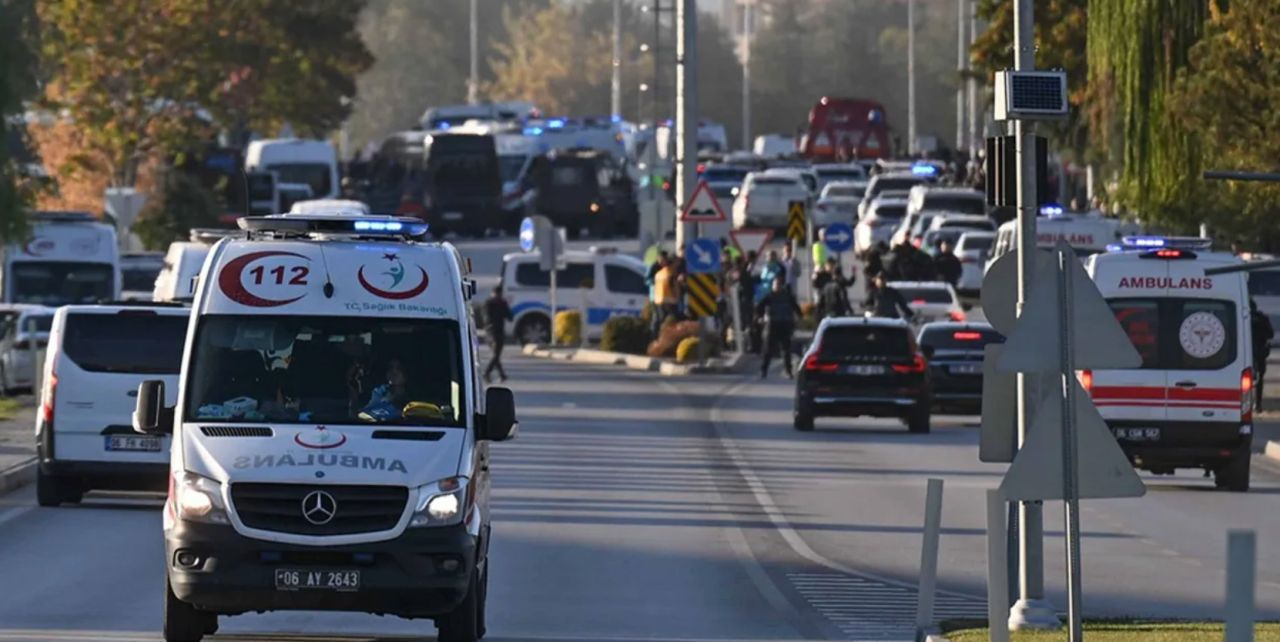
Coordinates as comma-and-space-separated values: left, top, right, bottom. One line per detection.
1215, 447, 1251, 492
164, 575, 214, 642
516, 315, 551, 346
36, 468, 81, 507
437, 569, 481, 642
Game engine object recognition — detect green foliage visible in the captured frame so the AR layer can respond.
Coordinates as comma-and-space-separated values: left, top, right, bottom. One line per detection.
674, 336, 701, 364
554, 309, 582, 347
132, 166, 223, 250
600, 315, 650, 355
0, 0, 38, 243
1167, 0, 1280, 247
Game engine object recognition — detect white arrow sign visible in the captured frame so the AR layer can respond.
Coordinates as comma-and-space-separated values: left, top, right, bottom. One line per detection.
827, 229, 850, 245
999, 380, 1146, 501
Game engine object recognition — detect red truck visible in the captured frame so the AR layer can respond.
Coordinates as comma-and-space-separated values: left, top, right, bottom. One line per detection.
800, 97, 892, 162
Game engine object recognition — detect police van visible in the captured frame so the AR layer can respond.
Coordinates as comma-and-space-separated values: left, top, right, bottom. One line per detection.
1084, 237, 1254, 491
500, 247, 648, 344
132, 214, 517, 642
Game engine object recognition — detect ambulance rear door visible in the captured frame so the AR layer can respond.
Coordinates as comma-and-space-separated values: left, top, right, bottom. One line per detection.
1093, 256, 1169, 425
1161, 259, 1245, 425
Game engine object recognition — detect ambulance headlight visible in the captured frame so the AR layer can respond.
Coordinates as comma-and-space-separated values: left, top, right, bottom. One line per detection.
410, 477, 470, 527
172, 472, 228, 524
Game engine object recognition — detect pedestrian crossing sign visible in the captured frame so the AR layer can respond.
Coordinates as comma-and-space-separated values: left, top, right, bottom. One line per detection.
680, 180, 727, 223
685, 273, 719, 318
786, 201, 806, 243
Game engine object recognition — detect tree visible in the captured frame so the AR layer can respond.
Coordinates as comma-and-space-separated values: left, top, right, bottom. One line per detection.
132, 166, 223, 250
0, 0, 39, 242
1168, 0, 1280, 246
488, 4, 614, 115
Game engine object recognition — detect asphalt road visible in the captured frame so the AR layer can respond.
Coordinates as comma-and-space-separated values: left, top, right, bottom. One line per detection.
3, 351, 1279, 641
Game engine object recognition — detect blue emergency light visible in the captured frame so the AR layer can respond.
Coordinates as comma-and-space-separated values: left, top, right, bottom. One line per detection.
1119, 236, 1214, 250
911, 163, 938, 176
437, 121, 451, 130
240, 215, 429, 239
1039, 204, 1065, 216
523, 126, 544, 136
547, 118, 566, 129
354, 220, 403, 232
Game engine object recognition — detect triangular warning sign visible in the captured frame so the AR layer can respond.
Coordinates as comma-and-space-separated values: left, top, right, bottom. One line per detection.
730, 228, 774, 256
996, 243, 1142, 373
680, 180, 727, 222
1000, 380, 1147, 501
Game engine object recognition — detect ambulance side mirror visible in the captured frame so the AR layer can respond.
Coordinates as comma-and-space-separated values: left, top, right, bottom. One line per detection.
133, 380, 174, 435
480, 387, 518, 442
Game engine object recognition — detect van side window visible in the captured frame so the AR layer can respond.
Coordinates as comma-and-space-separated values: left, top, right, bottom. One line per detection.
605, 265, 647, 295
514, 262, 594, 289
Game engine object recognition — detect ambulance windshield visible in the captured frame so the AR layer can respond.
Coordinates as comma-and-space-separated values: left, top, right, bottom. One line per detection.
185, 315, 466, 427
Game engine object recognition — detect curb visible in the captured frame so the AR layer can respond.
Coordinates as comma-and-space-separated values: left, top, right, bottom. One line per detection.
520, 344, 746, 376
0, 458, 36, 496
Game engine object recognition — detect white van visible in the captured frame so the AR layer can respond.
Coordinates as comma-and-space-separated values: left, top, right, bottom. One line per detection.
153, 230, 236, 303
501, 248, 648, 344
131, 213, 515, 642
245, 139, 340, 200
1084, 238, 1254, 491
3, 211, 120, 305
35, 304, 190, 506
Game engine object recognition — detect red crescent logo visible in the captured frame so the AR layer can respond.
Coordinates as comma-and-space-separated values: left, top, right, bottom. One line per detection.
217, 250, 310, 308
294, 428, 348, 449
23, 238, 54, 256
357, 265, 429, 300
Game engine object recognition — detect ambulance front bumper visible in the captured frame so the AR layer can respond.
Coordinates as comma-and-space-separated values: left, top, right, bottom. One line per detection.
1108, 419, 1252, 467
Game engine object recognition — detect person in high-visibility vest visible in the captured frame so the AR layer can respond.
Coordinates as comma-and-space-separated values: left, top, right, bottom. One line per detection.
811, 227, 829, 273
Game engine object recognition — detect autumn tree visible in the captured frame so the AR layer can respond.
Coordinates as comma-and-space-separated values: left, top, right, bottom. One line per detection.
0, 0, 39, 241
488, 4, 615, 115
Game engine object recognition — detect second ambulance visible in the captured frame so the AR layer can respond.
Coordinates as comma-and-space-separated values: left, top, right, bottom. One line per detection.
1085, 238, 1254, 491
133, 213, 515, 642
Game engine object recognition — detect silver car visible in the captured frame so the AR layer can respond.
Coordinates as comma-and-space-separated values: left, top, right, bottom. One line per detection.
0, 304, 54, 394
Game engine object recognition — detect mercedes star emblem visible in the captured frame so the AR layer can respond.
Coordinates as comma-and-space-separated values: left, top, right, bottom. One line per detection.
301, 490, 337, 526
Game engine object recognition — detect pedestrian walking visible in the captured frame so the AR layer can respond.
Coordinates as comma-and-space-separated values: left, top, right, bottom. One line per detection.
865, 274, 914, 321
483, 286, 513, 382
933, 240, 962, 287
756, 278, 801, 378
781, 243, 800, 295
654, 256, 679, 326
1252, 299, 1274, 410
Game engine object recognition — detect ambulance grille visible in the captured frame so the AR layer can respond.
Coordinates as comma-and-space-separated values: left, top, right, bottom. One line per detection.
200, 426, 274, 438
231, 483, 409, 536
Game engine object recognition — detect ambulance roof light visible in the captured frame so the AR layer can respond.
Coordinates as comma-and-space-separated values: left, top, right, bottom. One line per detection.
1040, 204, 1065, 216
238, 215, 429, 239
911, 163, 938, 176
1121, 236, 1213, 250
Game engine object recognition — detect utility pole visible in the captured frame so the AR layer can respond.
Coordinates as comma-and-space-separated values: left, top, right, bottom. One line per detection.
467, 0, 479, 105
741, 0, 753, 151
907, 0, 917, 156
1008, 0, 1061, 631
967, 0, 980, 158
675, 0, 698, 249
956, 0, 966, 154
612, 0, 623, 120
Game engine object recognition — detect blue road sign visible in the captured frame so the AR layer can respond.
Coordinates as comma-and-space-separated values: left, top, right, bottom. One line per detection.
823, 222, 854, 254
519, 217, 536, 252
685, 238, 722, 274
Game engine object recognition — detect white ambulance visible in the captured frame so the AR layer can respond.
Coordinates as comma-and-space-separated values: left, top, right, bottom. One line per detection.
1084, 237, 1254, 491
132, 214, 516, 642
989, 212, 1125, 265
3, 211, 120, 305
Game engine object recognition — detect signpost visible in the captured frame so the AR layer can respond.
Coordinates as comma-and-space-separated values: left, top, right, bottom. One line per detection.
685, 273, 719, 319
104, 187, 146, 252
685, 238, 721, 274
993, 241, 1145, 641
786, 200, 806, 244
730, 228, 774, 258
679, 180, 727, 223
822, 222, 854, 254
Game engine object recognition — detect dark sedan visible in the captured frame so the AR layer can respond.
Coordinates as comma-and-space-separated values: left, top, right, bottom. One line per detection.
916, 322, 1004, 414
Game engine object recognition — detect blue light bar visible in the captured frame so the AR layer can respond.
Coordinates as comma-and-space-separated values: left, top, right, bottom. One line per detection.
1120, 236, 1213, 250
437, 121, 450, 130
1123, 236, 1167, 248
911, 163, 938, 176
610, 115, 622, 123
1105, 243, 1124, 253
1040, 204, 1065, 216
354, 220, 403, 232
523, 126, 544, 136
239, 215, 428, 238
547, 118, 566, 129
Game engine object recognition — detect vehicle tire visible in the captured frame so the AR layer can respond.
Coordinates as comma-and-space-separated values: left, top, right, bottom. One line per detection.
35, 467, 61, 507
476, 561, 489, 639
793, 403, 815, 432
164, 575, 212, 642
906, 403, 931, 434
0, 364, 9, 396
515, 314, 551, 346
437, 570, 481, 642
1215, 446, 1251, 492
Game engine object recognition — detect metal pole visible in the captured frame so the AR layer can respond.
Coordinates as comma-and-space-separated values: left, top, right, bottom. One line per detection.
956, 0, 966, 154
468, 0, 479, 105
915, 479, 944, 639
907, 0, 917, 156
986, 489, 1011, 642
1058, 249, 1083, 642
1226, 530, 1257, 642
741, 1, 753, 151
1008, 0, 1059, 630
967, 0, 979, 158
675, 0, 697, 249
612, 0, 623, 120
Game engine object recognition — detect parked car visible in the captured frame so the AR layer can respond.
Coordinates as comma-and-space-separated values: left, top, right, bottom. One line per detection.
814, 181, 865, 227
916, 322, 1004, 413
732, 172, 811, 230
887, 281, 965, 324
794, 317, 932, 433
0, 304, 52, 394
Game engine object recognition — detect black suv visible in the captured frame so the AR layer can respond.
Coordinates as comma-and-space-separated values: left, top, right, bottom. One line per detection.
525, 148, 638, 238
916, 322, 1004, 414
795, 318, 932, 433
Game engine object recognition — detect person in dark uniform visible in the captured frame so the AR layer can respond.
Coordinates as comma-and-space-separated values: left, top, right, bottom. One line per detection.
865, 274, 914, 321
484, 286, 514, 382
756, 278, 802, 378
933, 240, 962, 287
1252, 299, 1274, 410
